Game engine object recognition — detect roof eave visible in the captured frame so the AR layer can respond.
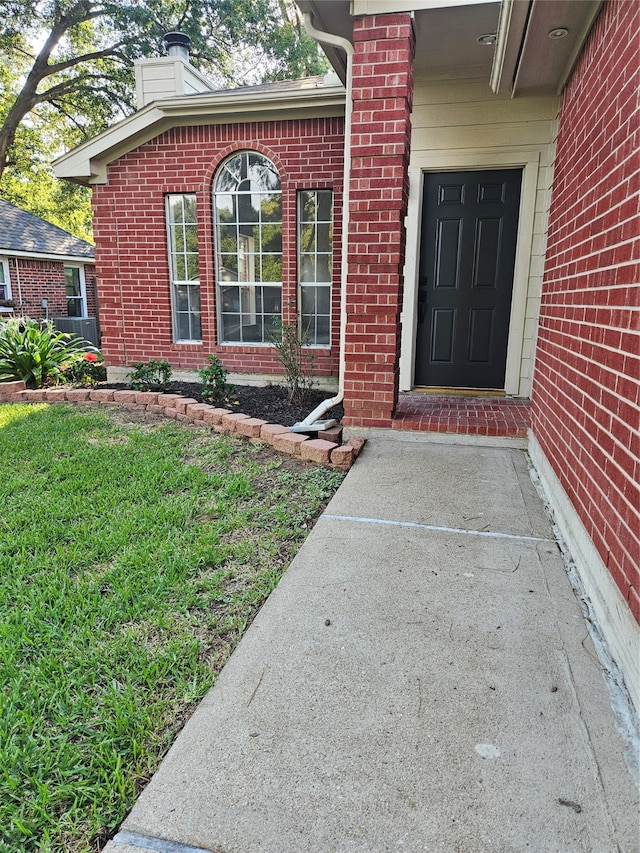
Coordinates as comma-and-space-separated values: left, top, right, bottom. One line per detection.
491, 0, 603, 97
53, 85, 346, 185
1, 249, 94, 263
297, 1, 352, 82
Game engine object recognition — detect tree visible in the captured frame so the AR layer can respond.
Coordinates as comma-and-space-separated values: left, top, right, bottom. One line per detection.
0, 0, 327, 237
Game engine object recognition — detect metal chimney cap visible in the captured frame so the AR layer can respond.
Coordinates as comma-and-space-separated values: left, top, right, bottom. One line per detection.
164, 32, 191, 50
163, 32, 191, 62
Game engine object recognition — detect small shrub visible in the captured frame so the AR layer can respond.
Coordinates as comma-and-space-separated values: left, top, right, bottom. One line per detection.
0, 316, 92, 388
271, 317, 315, 404
62, 350, 107, 386
127, 359, 172, 392
199, 354, 234, 403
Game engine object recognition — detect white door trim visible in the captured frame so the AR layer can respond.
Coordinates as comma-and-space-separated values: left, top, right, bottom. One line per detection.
400, 149, 542, 396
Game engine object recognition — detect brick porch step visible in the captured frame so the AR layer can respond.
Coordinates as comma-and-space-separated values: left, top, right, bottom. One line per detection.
393, 394, 530, 439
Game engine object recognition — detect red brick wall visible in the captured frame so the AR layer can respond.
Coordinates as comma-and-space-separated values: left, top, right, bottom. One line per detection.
92, 117, 344, 378
342, 12, 415, 428
84, 265, 98, 318
10, 259, 67, 318
6, 259, 97, 321
531, 0, 640, 621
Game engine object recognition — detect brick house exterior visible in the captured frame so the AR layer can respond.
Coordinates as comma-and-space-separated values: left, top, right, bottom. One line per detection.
343, 15, 415, 426
528, 0, 639, 700
54, 0, 639, 711
91, 117, 345, 377
0, 199, 97, 327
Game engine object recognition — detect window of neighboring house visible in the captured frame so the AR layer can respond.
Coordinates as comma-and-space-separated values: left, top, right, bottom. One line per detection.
298, 190, 332, 345
166, 193, 201, 342
64, 266, 86, 317
0, 257, 11, 301
213, 151, 282, 343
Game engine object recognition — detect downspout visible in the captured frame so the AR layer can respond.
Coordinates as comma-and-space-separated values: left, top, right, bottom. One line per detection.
13, 257, 23, 311
292, 13, 353, 431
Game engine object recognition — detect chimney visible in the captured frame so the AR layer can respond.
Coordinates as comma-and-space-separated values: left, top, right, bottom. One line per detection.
134, 30, 214, 108
163, 32, 191, 63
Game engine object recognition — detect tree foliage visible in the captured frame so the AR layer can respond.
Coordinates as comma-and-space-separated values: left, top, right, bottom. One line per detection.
0, 0, 328, 238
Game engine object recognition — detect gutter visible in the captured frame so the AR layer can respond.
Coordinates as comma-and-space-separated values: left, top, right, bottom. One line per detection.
291, 13, 353, 432
3, 250, 94, 264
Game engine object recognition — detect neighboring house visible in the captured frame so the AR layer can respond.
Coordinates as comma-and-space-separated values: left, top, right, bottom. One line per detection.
0, 198, 98, 342
54, 0, 639, 714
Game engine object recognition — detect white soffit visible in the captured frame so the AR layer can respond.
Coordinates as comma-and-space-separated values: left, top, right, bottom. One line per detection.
492, 0, 603, 96
354, 0, 496, 10
413, 2, 501, 80
301, 0, 501, 83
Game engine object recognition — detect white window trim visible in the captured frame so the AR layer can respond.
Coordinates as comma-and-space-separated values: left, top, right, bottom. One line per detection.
213, 152, 283, 346
64, 264, 87, 318
298, 190, 333, 348
165, 194, 202, 344
0, 256, 11, 302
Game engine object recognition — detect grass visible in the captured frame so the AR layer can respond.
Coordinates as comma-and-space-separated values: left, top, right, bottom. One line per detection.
0, 403, 346, 853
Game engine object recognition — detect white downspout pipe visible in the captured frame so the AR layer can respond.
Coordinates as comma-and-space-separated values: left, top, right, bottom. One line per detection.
292, 13, 353, 430
14, 257, 23, 310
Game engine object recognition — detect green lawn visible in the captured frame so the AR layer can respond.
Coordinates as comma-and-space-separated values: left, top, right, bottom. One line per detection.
0, 403, 345, 853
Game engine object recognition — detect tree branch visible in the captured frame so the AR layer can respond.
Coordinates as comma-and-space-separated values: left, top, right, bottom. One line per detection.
44, 43, 128, 76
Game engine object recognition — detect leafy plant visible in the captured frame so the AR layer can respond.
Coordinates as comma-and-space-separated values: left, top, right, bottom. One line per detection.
198, 354, 234, 403
61, 350, 107, 386
0, 317, 92, 388
127, 359, 172, 392
271, 317, 315, 404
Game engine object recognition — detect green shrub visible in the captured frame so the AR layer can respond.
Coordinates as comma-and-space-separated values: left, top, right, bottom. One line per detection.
271, 318, 315, 404
198, 354, 234, 403
127, 359, 172, 392
0, 317, 92, 388
61, 350, 107, 386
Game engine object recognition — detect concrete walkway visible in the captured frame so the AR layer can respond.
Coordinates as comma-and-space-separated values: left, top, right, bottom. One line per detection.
105, 439, 638, 853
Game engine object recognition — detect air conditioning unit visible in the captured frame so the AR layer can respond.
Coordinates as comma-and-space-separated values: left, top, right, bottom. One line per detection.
53, 317, 100, 347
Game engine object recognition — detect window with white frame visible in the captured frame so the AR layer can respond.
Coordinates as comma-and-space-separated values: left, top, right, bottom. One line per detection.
214, 151, 282, 343
298, 190, 332, 345
64, 266, 86, 317
166, 194, 201, 342
0, 257, 11, 302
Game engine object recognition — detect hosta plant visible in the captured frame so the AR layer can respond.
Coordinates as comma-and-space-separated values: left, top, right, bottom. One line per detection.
0, 317, 92, 388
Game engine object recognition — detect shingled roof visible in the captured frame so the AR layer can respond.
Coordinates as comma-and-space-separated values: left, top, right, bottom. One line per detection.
0, 198, 94, 260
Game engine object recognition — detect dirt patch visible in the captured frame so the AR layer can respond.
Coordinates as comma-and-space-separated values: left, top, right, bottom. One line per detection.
89, 391, 337, 476
99, 406, 170, 428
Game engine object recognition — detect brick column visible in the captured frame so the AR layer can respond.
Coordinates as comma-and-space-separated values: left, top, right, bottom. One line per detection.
343, 13, 415, 428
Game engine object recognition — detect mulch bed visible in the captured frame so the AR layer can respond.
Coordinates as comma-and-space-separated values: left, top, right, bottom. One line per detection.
101, 381, 344, 428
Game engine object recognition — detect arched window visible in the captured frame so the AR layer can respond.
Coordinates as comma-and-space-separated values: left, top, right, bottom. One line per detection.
213, 152, 282, 343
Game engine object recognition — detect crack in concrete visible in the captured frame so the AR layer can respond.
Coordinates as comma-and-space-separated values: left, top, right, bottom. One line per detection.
322, 513, 554, 543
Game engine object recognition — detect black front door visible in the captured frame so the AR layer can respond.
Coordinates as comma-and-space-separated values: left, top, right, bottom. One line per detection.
415, 169, 522, 388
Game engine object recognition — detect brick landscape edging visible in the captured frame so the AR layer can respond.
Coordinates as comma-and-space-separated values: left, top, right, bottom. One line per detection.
0, 382, 365, 470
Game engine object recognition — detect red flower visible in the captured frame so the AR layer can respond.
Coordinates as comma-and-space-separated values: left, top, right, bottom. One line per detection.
84, 352, 99, 362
